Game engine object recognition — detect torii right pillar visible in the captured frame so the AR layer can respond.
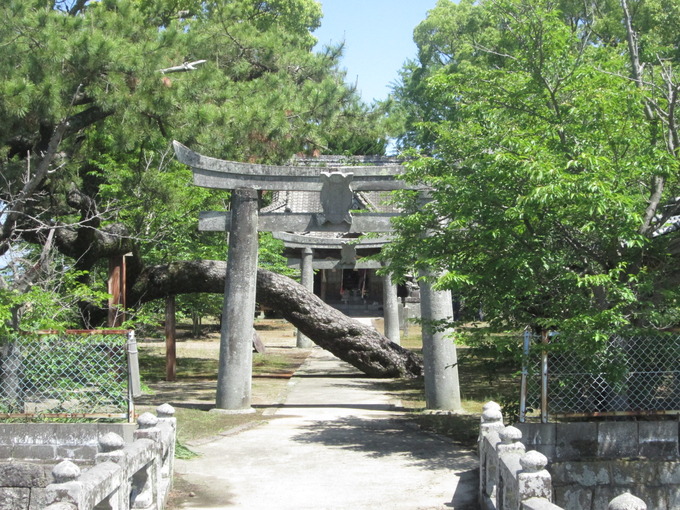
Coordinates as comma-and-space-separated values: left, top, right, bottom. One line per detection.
418, 270, 462, 410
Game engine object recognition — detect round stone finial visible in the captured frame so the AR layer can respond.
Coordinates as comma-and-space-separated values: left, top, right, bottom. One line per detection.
500, 426, 522, 444
520, 450, 548, 473
137, 412, 159, 429
52, 460, 81, 483
481, 407, 503, 424
483, 401, 502, 413
608, 493, 647, 510
99, 432, 125, 452
156, 403, 176, 418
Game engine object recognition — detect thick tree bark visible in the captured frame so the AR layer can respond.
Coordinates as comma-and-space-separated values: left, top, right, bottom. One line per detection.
129, 261, 423, 378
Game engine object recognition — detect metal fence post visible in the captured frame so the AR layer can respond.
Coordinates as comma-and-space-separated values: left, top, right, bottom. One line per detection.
127, 331, 141, 422
541, 330, 549, 423
519, 329, 531, 423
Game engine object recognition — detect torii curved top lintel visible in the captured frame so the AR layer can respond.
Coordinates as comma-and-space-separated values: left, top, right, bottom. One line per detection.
272, 232, 391, 250
173, 141, 420, 192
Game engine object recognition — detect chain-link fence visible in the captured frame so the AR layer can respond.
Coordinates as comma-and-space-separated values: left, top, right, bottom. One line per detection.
520, 331, 680, 421
0, 330, 137, 420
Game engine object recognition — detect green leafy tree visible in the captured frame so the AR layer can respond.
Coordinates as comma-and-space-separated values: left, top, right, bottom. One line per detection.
387, 0, 680, 341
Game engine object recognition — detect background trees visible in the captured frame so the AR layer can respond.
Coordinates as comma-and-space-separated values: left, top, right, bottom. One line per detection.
0, 0, 390, 332
387, 0, 680, 339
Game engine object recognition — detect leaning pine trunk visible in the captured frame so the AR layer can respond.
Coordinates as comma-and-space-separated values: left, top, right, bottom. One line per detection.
256, 269, 422, 378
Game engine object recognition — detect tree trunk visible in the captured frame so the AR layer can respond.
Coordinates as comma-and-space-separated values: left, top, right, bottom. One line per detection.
256, 269, 422, 378
130, 261, 423, 378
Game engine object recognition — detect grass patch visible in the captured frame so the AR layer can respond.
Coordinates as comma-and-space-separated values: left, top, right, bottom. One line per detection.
135, 319, 310, 448
379, 328, 520, 448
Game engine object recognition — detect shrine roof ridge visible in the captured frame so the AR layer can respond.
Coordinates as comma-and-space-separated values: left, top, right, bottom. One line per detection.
173, 141, 423, 192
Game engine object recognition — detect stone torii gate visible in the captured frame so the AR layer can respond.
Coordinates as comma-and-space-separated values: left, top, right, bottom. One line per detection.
173, 141, 461, 413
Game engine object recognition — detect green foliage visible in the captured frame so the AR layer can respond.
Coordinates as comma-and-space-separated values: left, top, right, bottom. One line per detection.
387, 0, 680, 339
1, 0, 391, 330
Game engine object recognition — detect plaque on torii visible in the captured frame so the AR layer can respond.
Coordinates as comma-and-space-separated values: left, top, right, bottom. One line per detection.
174, 141, 461, 412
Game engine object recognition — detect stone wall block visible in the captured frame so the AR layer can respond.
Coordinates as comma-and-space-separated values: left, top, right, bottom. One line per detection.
554, 460, 611, 487
56, 446, 97, 462
658, 461, 680, 484
0, 487, 30, 510
13, 445, 57, 462
632, 485, 665, 510
638, 422, 679, 459
666, 483, 680, 510
554, 485, 593, 510
593, 486, 619, 509
516, 423, 556, 460
0, 461, 50, 488
555, 422, 598, 461
28, 487, 46, 510
610, 460, 657, 486
598, 423, 639, 459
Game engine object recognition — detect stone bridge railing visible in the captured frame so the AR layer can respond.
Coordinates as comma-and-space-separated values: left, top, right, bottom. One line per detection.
43, 404, 176, 509
478, 402, 648, 510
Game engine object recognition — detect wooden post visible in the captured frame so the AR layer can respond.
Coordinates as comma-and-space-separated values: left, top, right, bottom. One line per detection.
108, 255, 126, 327
165, 296, 177, 382
215, 189, 259, 412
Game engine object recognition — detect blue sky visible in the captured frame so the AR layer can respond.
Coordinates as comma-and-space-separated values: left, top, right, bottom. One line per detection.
313, 0, 440, 104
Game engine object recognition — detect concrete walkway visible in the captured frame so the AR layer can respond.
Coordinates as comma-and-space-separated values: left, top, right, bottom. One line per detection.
172, 348, 479, 510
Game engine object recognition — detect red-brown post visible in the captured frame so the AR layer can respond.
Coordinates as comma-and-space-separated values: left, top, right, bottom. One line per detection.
108, 255, 126, 327
165, 295, 177, 382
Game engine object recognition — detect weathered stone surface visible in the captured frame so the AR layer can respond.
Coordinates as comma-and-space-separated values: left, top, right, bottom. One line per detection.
516, 423, 556, 448
638, 421, 679, 459
28, 487, 46, 510
552, 461, 610, 487
611, 460, 656, 486
12, 445, 56, 462
554, 485, 593, 510
0, 462, 50, 488
658, 461, 680, 484
598, 422, 639, 458
0, 487, 30, 509
556, 422, 598, 461
632, 485, 663, 510
55, 446, 97, 462
593, 486, 619, 509
666, 483, 680, 510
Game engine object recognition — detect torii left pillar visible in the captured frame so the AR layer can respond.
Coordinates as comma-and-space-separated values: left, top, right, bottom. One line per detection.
214, 189, 259, 412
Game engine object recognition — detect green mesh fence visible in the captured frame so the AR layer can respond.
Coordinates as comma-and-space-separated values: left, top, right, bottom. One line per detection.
0, 331, 132, 419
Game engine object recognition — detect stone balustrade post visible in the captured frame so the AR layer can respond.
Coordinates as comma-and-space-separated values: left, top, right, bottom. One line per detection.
96, 432, 127, 510
517, 450, 552, 503
45, 461, 82, 508
131, 413, 161, 509
608, 493, 647, 510
480, 402, 505, 439
479, 401, 506, 502
156, 403, 177, 500
498, 426, 526, 457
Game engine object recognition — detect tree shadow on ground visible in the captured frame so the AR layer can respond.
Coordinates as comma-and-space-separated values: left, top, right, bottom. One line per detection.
290, 415, 478, 472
